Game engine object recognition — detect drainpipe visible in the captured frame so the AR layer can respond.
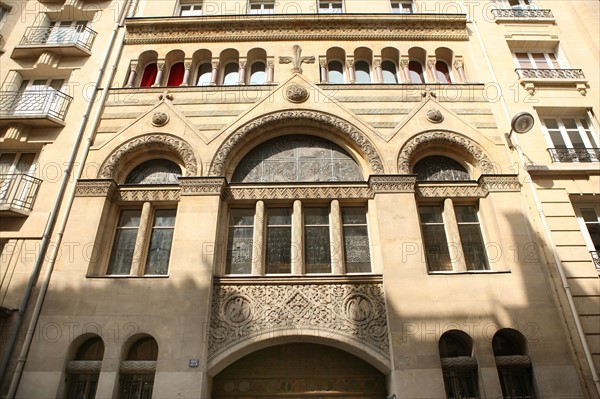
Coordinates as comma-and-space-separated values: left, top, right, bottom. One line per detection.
465, 3, 600, 396
1, 0, 132, 396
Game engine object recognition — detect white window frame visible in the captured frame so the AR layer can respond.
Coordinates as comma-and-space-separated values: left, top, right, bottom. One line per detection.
178, 3, 203, 16
506, 0, 534, 9
541, 116, 599, 161
512, 50, 564, 70
574, 203, 600, 272
248, 0, 275, 14
391, 1, 414, 13
318, 0, 343, 13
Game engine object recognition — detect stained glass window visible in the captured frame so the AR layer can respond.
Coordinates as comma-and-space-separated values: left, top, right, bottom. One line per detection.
413, 156, 469, 181
266, 208, 292, 273
232, 135, 363, 183
342, 207, 371, 273
125, 159, 182, 185
226, 209, 254, 274
304, 207, 331, 273
419, 206, 452, 272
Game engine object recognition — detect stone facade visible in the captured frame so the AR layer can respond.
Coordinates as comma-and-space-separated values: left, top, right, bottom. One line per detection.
0, 0, 598, 398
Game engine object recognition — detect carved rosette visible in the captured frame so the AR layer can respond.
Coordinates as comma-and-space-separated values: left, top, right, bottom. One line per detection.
208, 282, 389, 360
151, 111, 169, 127
209, 111, 384, 176
99, 134, 198, 179
75, 179, 117, 197
285, 83, 309, 103
398, 131, 494, 174
426, 109, 444, 123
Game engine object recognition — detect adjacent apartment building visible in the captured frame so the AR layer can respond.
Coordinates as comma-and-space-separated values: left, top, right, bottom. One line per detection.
0, 0, 598, 398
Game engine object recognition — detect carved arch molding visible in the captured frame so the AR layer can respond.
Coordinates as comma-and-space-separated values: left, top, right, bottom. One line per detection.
398, 130, 495, 174
209, 110, 385, 176
98, 134, 198, 179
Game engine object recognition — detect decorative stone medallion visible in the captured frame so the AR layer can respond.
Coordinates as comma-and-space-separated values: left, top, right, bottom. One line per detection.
285, 83, 309, 103
151, 111, 169, 127
426, 108, 444, 123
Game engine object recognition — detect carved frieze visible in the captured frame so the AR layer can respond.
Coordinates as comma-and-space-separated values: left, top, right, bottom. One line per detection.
398, 131, 494, 174
66, 361, 102, 374
179, 177, 226, 196
75, 179, 117, 197
226, 185, 373, 200
417, 185, 485, 198
114, 189, 180, 202
479, 175, 520, 192
120, 361, 157, 374
208, 282, 389, 360
125, 16, 468, 45
99, 134, 198, 179
369, 175, 416, 193
209, 110, 384, 176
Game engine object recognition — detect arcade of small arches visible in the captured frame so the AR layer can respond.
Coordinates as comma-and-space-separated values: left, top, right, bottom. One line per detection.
125, 46, 466, 88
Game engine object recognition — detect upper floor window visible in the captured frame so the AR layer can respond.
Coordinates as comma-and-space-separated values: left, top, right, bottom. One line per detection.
179, 3, 202, 16
514, 51, 560, 69
542, 116, 599, 162
507, 0, 532, 9
249, 61, 266, 84
574, 203, 600, 272
140, 63, 158, 87
196, 62, 212, 86
327, 60, 345, 84
354, 61, 371, 84
414, 156, 469, 181
166, 62, 185, 87
249, 0, 274, 14
0, 152, 40, 212
318, 0, 343, 13
222, 62, 239, 86
382, 61, 398, 83
391, 1, 414, 13
435, 61, 452, 83
408, 60, 425, 83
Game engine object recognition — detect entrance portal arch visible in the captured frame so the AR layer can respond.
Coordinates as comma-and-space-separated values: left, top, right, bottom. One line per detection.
211, 343, 387, 398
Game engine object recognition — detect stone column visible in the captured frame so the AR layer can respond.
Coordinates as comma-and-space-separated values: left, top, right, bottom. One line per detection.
238, 59, 247, 85
266, 59, 274, 83
291, 200, 303, 275
347, 57, 355, 83
319, 58, 327, 83
374, 58, 383, 83
130, 201, 152, 275
152, 60, 165, 87
125, 62, 138, 88
181, 59, 192, 86
210, 60, 219, 85
443, 198, 466, 272
330, 200, 344, 274
400, 57, 410, 82
454, 58, 466, 83
252, 200, 265, 275
427, 58, 437, 83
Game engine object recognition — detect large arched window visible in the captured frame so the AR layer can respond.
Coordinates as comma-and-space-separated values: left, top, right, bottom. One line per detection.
413, 156, 469, 181
232, 135, 363, 183
120, 337, 158, 399
139, 63, 157, 87
355, 60, 371, 84
327, 60, 344, 84
66, 336, 104, 399
382, 60, 398, 83
125, 159, 182, 185
493, 329, 536, 399
439, 331, 479, 399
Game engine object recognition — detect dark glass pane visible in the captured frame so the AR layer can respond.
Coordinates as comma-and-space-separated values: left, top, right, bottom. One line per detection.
125, 159, 181, 185
454, 205, 479, 223
118, 210, 141, 227
382, 61, 398, 83
543, 119, 559, 129
458, 224, 488, 271
549, 131, 566, 148
443, 370, 480, 399
226, 209, 254, 274
344, 225, 371, 273
266, 227, 291, 273
145, 228, 173, 275
342, 207, 367, 224
414, 156, 469, 181
304, 207, 329, 225
153, 209, 176, 227
128, 338, 158, 361
419, 206, 444, 224
75, 337, 104, 360
498, 368, 536, 399
107, 228, 138, 275
67, 374, 99, 399
493, 334, 522, 356
305, 226, 331, 273
120, 374, 155, 399
422, 224, 452, 271
268, 207, 291, 225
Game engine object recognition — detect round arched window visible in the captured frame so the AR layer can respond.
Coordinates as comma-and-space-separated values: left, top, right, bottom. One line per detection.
232, 135, 363, 183
413, 156, 469, 181
125, 159, 182, 184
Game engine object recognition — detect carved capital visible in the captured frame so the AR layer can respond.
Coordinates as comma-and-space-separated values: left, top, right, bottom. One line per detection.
75, 179, 117, 197
179, 177, 226, 196
453, 59, 464, 69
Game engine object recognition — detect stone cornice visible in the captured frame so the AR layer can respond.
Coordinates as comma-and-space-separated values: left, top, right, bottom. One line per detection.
124, 14, 468, 44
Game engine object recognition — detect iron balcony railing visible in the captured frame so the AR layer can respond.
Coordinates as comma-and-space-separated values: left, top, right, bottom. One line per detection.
492, 9, 554, 19
19, 25, 97, 51
0, 89, 73, 122
591, 251, 600, 273
547, 148, 600, 163
516, 68, 586, 80
0, 173, 43, 212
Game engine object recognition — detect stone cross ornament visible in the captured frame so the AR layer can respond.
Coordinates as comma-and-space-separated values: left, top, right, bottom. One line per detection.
279, 45, 315, 74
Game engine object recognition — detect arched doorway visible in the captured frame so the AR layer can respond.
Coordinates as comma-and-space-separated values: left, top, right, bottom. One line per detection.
212, 343, 386, 398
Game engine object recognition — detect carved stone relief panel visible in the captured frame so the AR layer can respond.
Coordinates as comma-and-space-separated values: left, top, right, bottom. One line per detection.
209, 282, 390, 361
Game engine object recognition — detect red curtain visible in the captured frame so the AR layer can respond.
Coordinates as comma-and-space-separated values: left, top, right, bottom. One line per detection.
140, 63, 157, 87
167, 63, 185, 87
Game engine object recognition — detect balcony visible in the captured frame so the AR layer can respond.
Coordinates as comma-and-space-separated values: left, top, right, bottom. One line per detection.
591, 251, 600, 273
492, 8, 554, 21
0, 89, 73, 126
516, 69, 588, 95
0, 174, 43, 216
547, 148, 599, 163
12, 25, 97, 58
